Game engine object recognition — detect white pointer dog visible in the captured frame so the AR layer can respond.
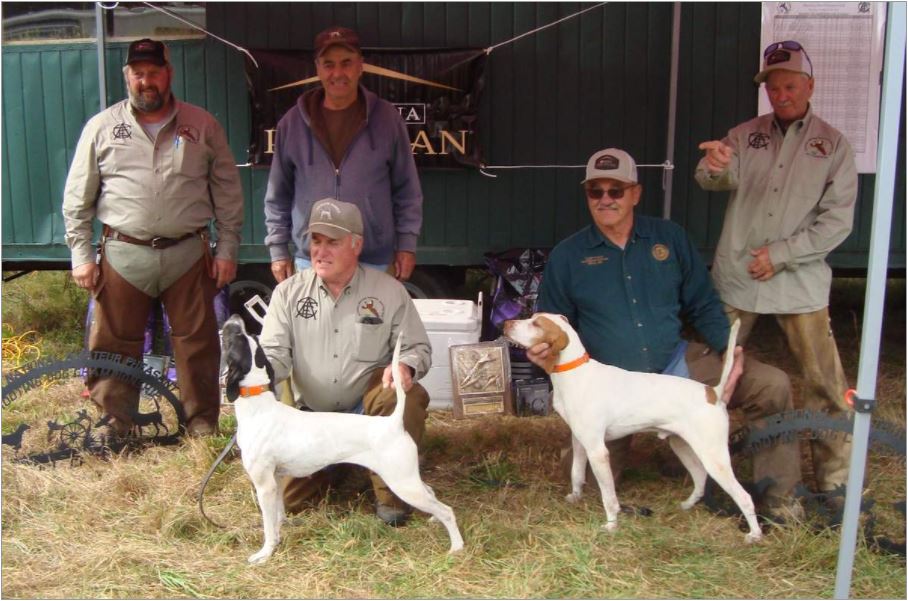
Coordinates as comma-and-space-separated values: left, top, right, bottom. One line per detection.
503, 313, 762, 543
219, 315, 464, 563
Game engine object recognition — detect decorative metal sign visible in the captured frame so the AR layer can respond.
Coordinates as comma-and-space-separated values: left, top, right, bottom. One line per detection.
2, 351, 186, 465
701, 410, 905, 557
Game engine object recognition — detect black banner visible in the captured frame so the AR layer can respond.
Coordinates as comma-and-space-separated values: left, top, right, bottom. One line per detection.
245, 48, 486, 169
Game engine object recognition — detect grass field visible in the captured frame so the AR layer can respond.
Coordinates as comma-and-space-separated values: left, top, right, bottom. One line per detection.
1, 272, 905, 598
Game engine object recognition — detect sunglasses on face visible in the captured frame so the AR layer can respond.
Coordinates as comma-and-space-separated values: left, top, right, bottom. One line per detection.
585, 185, 635, 200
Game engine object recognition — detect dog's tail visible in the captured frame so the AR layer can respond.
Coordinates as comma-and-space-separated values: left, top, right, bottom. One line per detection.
713, 318, 742, 405
390, 332, 407, 424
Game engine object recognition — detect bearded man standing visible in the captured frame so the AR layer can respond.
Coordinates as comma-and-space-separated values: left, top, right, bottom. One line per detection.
62, 38, 244, 437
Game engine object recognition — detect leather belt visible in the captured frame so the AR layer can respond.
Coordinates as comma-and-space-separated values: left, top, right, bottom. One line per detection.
103, 225, 201, 250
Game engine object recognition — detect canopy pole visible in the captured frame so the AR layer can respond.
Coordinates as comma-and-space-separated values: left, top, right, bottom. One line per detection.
833, 3, 905, 598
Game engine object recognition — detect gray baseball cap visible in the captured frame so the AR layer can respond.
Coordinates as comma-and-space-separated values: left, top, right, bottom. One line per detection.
581, 148, 637, 185
305, 198, 363, 239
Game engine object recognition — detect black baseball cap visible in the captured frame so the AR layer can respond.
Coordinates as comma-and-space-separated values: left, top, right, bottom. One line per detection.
313, 26, 361, 58
125, 38, 169, 66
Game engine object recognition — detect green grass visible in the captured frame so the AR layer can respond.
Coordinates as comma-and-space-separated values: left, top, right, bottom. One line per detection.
2, 270, 89, 361
1, 276, 904, 598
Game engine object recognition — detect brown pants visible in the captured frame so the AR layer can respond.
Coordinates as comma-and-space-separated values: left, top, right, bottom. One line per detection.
725, 305, 851, 491
562, 341, 802, 503
281, 367, 431, 514
87, 252, 220, 435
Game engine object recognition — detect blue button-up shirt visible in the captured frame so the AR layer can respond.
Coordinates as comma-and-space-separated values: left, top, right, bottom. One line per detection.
537, 215, 729, 373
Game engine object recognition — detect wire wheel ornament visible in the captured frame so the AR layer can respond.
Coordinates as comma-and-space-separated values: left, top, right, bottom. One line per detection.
700, 409, 906, 557
2, 351, 186, 465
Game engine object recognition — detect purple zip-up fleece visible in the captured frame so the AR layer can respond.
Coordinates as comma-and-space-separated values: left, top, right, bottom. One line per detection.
263, 85, 423, 266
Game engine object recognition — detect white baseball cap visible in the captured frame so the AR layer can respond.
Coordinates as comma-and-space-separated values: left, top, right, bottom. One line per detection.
755, 40, 813, 83
581, 148, 637, 185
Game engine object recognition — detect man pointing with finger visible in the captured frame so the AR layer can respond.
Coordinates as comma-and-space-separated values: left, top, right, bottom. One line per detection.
695, 40, 858, 497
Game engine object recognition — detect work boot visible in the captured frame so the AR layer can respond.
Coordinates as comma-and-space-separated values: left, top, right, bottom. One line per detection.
761, 495, 806, 525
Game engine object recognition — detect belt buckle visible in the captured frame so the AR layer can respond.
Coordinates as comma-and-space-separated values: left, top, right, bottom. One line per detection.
150, 236, 166, 249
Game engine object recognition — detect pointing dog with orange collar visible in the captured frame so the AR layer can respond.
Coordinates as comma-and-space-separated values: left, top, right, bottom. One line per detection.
503, 313, 762, 543
219, 314, 464, 563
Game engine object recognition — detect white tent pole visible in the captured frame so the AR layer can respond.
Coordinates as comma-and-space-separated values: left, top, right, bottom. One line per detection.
95, 3, 107, 110
833, 3, 905, 598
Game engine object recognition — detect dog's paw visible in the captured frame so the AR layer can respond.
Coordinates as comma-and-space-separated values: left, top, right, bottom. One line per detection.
448, 541, 465, 554
247, 548, 274, 564
744, 531, 763, 544
600, 520, 618, 533
680, 498, 699, 511
565, 492, 582, 504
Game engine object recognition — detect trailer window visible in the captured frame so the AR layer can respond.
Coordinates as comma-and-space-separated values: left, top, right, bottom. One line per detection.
2, 2, 205, 44
2, 3, 97, 42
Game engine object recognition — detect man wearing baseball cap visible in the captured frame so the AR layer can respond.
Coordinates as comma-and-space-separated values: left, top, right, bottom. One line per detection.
695, 40, 858, 501
259, 199, 432, 526
264, 25, 423, 288
62, 38, 243, 438
525, 148, 803, 522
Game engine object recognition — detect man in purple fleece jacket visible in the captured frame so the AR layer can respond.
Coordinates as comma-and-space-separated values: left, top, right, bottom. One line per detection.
264, 26, 423, 284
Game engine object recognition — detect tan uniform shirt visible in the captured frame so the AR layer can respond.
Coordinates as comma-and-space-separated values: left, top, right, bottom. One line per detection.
259, 265, 432, 412
62, 98, 244, 272
695, 107, 857, 314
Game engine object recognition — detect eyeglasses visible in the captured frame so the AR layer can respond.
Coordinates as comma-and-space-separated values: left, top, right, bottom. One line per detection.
585, 185, 636, 200
763, 40, 813, 77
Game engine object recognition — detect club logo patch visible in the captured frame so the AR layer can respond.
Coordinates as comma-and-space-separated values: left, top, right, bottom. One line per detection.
805, 137, 832, 158
357, 297, 384, 321
594, 154, 620, 171
296, 296, 318, 319
177, 125, 200, 143
581, 256, 607, 266
748, 132, 770, 149
766, 49, 791, 66
651, 244, 670, 261
112, 122, 132, 140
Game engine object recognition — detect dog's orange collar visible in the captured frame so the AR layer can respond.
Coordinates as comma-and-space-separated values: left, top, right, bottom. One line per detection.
239, 384, 270, 397
553, 353, 589, 373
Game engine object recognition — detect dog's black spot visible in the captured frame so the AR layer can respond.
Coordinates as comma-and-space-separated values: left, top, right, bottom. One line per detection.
224, 331, 251, 402
253, 340, 276, 392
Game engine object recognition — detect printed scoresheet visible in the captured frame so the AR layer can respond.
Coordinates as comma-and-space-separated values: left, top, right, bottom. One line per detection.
759, 2, 886, 173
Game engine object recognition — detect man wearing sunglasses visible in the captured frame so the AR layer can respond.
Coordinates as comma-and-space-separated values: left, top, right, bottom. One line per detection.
695, 41, 858, 499
528, 148, 803, 523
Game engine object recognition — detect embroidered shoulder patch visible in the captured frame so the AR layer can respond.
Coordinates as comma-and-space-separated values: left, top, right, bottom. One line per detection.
651, 244, 670, 261
805, 137, 832, 158
177, 125, 200, 143
748, 132, 770, 149
581, 256, 607, 266
295, 296, 318, 319
357, 297, 385, 321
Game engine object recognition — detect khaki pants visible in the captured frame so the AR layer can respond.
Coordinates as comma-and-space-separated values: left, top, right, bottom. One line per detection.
561, 341, 802, 503
281, 367, 430, 514
724, 305, 851, 491
87, 252, 220, 435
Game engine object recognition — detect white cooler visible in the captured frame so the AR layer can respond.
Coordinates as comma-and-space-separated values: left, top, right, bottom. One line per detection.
413, 295, 482, 410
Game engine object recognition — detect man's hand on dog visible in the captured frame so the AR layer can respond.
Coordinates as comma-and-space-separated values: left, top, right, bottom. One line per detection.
382, 362, 415, 392
525, 342, 551, 369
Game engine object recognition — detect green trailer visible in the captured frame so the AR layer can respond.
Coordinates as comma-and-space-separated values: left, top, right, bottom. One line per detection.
3, 2, 904, 298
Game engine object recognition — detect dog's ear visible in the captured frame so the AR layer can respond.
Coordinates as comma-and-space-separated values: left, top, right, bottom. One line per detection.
253, 338, 276, 391
534, 316, 569, 374
224, 332, 252, 402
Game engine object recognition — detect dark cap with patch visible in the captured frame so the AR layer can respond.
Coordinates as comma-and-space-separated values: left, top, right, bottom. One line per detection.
581, 148, 637, 184
314, 26, 362, 58
305, 198, 364, 239
125, 38, 169, 67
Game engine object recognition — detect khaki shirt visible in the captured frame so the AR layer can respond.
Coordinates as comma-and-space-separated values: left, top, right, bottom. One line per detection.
62, 98, 244, 270
695, 107, 857, 313
259, 266, 432, 412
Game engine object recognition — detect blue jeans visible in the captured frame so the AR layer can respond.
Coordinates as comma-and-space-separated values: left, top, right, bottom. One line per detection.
661, 340, 690, 379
